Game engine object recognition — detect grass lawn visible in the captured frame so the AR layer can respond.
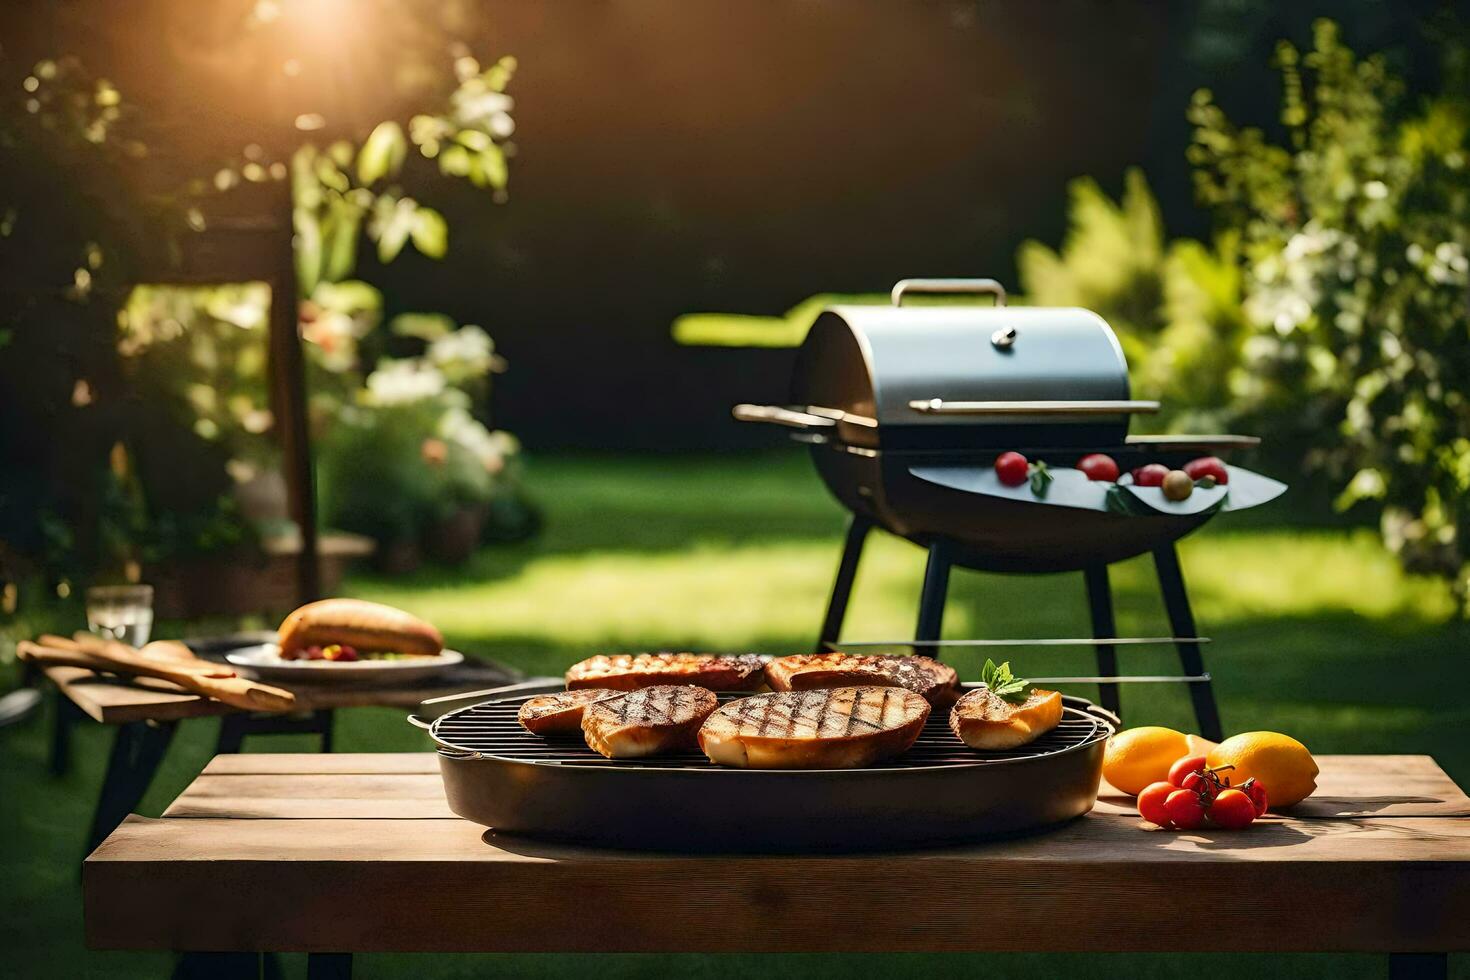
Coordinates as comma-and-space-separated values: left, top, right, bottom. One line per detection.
2, 451, 1467, 979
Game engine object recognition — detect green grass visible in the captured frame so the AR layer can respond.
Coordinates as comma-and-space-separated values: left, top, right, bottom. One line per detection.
2, 451, 1467, 979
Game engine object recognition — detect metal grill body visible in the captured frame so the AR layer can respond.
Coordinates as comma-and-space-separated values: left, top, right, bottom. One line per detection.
425, 686, 1113, 852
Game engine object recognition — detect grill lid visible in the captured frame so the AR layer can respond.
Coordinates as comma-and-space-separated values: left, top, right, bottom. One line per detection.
788, 279, 1152, 451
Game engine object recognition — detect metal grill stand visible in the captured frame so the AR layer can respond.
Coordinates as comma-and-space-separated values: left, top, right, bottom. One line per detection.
817, 514, 1224, 742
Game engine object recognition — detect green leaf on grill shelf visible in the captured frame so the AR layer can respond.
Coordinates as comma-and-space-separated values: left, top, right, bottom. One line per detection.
1028, 460, 1053, 498
980, 659, 1031, 704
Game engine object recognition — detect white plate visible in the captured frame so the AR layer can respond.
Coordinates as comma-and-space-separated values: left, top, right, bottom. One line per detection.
226, 645, 465, 685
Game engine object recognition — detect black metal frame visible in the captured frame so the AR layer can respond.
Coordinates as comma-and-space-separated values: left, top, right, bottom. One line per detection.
817, 515, 1225, 742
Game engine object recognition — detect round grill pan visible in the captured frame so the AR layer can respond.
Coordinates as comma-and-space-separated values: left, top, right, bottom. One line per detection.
416, 683, 1115, 852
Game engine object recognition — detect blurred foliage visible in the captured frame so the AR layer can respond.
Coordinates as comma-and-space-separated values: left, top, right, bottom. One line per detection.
0, 8, 529, 605
1188, 19, 1470, 602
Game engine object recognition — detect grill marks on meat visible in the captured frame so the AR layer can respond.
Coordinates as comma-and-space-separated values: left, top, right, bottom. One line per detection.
565, 653, 766, 691
698, 687, 930, 769
517, 689, 618, 735
949, 687, 1063, 750
580, 685, 719, 758
764, 653, 960, 707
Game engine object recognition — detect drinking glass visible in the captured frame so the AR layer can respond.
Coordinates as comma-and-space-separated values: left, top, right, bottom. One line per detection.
85, 584, 155, 648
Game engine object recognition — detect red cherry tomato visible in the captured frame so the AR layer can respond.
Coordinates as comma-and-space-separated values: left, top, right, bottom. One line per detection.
1167, 754, 1209, 788
1137, 781, 1175, 826
995, 452, 1030, 487
1210, 788, 1258, 829
1242, 778, 1269, 817
1164, 788, 1208, 829
1077, 453, 1120, 483
1180, 770, 1221, 802
1183, 456, 1230, 485
1132, 463, 1170, 487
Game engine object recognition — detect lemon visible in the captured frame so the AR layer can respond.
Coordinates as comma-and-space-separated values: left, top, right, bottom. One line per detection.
1103, 726, 1190, 796
1207, 732, 1319, 807
1186, 733, 1218, 755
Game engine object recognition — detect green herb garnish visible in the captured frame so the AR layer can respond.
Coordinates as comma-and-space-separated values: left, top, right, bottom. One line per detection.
980, 658, 1031, 704
1028, 460, 1053, 498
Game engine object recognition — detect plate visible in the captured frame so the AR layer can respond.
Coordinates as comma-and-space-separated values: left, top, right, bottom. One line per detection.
226, 645, 465, 684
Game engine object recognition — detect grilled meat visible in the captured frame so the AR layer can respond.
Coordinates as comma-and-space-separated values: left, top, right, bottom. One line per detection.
566, 653, 765, 691
699, 687, 929, 769
581, 685, 720, 758
949, 687, 1063, 750
764, 653, 960, 707
517, 689, 619, 736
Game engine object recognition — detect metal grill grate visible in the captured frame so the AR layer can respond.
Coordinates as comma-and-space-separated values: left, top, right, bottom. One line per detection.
431, 692, 1105, 771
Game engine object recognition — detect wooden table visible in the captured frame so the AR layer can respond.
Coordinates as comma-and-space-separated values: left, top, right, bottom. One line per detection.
40, 658, 515, 852
85, 753, 1469, 979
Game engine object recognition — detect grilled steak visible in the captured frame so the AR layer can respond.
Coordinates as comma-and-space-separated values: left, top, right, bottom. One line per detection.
566, 653, 765, 691
699, 687, 929, 769
949, 687, 1063, 750
764, 653, 960, 707
518, 689, 619, 736
581, 685, 720, 758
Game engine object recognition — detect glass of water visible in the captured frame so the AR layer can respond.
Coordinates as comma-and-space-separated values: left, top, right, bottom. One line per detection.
86, 584, 155, 648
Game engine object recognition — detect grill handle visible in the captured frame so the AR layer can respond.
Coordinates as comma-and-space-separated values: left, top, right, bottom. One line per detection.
908, 399, 1160, 416
890, 278, 1007, 307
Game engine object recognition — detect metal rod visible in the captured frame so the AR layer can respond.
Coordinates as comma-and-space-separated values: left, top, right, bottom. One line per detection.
828, 636, 1211, 648
1030, 674, 1212, 684
1084, 564, 1121, 719
1154, 543, 1225, 742
909, 399, 1161, 415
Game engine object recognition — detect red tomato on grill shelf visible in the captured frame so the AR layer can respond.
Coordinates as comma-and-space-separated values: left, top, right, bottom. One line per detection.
1183, 456, 1230, 485
1132, 463, 1170, 488
995, 452, 1030, 487
1077, 453, 1120, 483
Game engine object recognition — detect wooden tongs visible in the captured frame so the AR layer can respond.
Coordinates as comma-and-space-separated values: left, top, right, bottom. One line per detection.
17, 632, 295, 713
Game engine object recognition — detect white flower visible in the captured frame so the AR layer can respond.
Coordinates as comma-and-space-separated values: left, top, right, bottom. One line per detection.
365, 359, 446, 405
428, 325, 494, 374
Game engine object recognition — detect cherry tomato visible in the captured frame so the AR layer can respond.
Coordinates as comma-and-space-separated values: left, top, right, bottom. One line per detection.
1164, 788, 1208, 829
1241, 778, 1269, 817
1077, 453, 1120, 483
1132, 463, 1169, 487
1210, 788, 1257, 829
1180, 770, 1221, 802
1184, 456, 1230, 486
1137, 781, 1175, 826
1162, 470, 1195, 501
1167, 754, 1209, 787
995, 452, 1030, 487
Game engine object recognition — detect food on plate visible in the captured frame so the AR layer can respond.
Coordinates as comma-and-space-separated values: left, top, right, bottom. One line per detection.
948, 660, 1060, 750
994, 451, 1029, 487
518, 689, 619, 735
698, 687, 930, 769
1102, 726, 1190, 795
1161, 469, 1194, 501
580, 685, 719, 758
1131, 463, 1169, 488
277, 598, 443, 660
765, 652, 960, 707
1207, 731, 1319, 807
1183, 456, 1230, 486
565, 652, 765, 691
1076, 453, 1120, 483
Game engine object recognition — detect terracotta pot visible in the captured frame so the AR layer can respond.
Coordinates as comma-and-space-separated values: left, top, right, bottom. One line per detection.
425, 505, 487, 566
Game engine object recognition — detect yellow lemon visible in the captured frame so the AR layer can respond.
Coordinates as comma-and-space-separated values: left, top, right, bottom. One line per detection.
1103, 726, 1190, 796
1207, 732, 1319, 808
1186, 733, 1218, 755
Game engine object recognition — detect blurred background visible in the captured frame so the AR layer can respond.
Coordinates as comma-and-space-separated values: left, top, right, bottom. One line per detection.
1, 1, 1468, 978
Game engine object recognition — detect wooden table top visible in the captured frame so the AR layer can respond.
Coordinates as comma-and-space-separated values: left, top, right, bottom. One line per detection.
44, 660, 516, 724
85, 753, 1470, 955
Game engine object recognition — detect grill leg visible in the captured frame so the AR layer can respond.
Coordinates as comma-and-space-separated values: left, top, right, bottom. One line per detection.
1084, 564, 1122, 720
915, 540, 953, 648
1153, 544, 1224, 742
817, 515, 872, 652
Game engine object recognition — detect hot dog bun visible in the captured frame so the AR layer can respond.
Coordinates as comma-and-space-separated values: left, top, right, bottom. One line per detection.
277, 598, 443, 657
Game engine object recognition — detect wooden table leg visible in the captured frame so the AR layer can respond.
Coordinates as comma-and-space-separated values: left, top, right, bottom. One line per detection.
86, 719, 177, 853
308, 952, 352, 979
1390, 953, 1448, 980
